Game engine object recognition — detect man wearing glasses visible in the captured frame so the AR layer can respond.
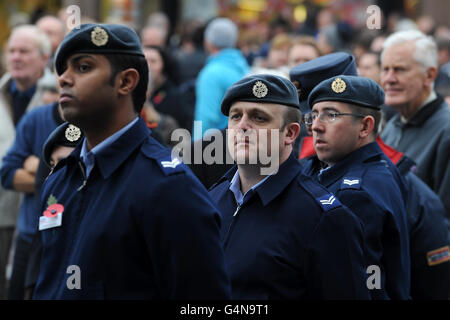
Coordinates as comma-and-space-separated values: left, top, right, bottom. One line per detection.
302, 75, 411, 300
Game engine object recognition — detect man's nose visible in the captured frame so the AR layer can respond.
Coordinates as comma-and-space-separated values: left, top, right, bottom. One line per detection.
236, 114, 251, 131
381, 68, 397, 83
311, 115, 324, 132
58, 68, 73, 87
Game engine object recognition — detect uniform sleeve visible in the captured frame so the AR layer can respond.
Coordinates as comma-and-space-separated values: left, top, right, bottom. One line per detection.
140, 172, 231, 299
433, 127, 450, 222
0, 111, 36, 190
407, 175, 450, 299
338, 190, 411, 300
305, 208, 371, 299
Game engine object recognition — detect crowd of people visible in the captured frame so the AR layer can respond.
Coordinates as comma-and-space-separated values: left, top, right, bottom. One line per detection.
0, 6, 448, 300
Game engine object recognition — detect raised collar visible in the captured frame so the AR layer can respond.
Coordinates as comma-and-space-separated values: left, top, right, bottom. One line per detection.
63, 117, 150, 179
317, 141, 383, 186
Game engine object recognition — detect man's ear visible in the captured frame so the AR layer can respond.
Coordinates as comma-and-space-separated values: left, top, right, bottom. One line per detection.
284, 122, 301, 146
359, 115, 375, 139
424, 66, 438, 87
117, 68, 140, 96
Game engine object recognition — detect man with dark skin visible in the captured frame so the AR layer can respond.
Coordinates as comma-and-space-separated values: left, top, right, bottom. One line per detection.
33, 24, 230, 300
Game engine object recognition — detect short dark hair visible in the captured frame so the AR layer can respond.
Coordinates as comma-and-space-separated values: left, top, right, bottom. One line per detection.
281, 106, 302, 130
103, 53, 149, 113
348, 104, 381, 137
144, 45, 180, 84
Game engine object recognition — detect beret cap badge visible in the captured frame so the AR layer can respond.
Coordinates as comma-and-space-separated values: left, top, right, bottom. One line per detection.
252, 81, 268, 98
91, 26, 108, 46
65, 124, 81, 142
292, 80, 301, 98
331, 77, 346, 93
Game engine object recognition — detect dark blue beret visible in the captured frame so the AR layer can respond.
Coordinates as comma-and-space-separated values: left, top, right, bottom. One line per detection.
54, 23, 144, 75
308, 75, 385, 110
221, 74, 299, 116
43, 122, 83, 167
289, 52, 357, 112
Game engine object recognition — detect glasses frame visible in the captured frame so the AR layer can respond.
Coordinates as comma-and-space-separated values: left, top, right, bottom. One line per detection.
302, 111, 366, 125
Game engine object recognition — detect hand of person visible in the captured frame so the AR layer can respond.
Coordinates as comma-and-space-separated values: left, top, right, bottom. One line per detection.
23, 155, 40, 175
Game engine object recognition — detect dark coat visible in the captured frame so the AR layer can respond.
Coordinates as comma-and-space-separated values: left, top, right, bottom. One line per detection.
209, 154, 370, 299
33, 118, 231, 299
302, 142, 411, 299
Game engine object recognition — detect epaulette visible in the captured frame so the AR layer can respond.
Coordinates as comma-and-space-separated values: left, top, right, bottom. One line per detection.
141, 140, 186, 176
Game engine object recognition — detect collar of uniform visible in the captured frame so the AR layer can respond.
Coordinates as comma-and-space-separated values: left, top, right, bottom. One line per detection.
317, 141, 383, 186
89, 117, 150, 179
254, 153, 303, 206
395, 95, 444, 127
229, 168, 272, 206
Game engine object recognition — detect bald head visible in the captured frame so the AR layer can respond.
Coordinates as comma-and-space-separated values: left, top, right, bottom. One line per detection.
140, 25, 167, 47
36, 15, 66, 54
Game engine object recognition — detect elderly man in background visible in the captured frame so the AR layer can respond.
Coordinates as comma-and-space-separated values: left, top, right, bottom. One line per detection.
380, 30, 450, 227
0, 24, 54, 299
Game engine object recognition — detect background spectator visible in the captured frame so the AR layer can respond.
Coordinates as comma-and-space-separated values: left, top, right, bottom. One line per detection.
193, 17, 249, 140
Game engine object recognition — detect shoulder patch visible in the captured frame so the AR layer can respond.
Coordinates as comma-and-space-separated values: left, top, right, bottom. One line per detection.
315, 193, 342, 212
340, 177, 361, 190
156, 156, 185, 176
427, 246, 450, 266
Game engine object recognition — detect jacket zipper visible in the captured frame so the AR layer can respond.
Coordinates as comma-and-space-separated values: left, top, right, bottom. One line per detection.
77, 161, 87, 191
223, 200, 242, 249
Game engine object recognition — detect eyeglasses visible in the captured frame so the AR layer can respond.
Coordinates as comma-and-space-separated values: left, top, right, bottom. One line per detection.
302, 110, 366, 125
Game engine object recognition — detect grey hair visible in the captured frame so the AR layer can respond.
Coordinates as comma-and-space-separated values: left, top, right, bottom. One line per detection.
9, 24, 52, 57
381, 30, 437, 72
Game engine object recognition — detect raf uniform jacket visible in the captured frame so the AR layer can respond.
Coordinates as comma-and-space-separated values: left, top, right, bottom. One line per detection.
302, 142, 411, 300
209, 154, 371, 300
300, 137, 450, 299
33, 118, 231, 299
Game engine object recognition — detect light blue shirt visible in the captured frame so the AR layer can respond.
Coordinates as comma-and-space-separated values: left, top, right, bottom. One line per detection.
80, 117, 139, 178
229, 170, 272, 206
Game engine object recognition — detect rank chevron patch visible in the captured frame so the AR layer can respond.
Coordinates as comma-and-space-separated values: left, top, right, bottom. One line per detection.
340, 177, 361, 190
343, 179, 359, 186
316, 193, 341, 211
161, 158, 181, 168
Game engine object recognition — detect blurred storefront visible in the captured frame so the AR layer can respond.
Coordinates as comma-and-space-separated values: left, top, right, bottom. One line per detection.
0, 0, 449, 49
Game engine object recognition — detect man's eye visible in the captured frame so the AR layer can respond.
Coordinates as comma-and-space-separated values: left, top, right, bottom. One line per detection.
78, 64, 91, 72
254, 115, 266, 122
326, 112, 338, 120
230, 114, 241, 120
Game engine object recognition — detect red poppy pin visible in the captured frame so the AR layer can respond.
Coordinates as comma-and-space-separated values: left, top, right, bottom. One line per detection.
43, 194, 64, 218
152, 91, 165, 104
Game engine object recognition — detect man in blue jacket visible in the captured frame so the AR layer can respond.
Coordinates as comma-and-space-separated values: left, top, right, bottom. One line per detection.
193, 17, 249, 140
0, 101, 64, 299
32, 23, 231, 299
209, 73, 370, 299
302, 75, 411, 299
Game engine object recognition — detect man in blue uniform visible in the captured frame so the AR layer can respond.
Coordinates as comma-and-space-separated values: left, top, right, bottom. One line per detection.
33, 24, 231, 299
289, 52, 358, 158
292, 55, 449, 299
302, 75, 411, 299
209, 73, 370, 299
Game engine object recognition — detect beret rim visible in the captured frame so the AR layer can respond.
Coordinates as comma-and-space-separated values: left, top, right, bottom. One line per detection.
309, 96, 382, 110
222, 98, 300, 115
